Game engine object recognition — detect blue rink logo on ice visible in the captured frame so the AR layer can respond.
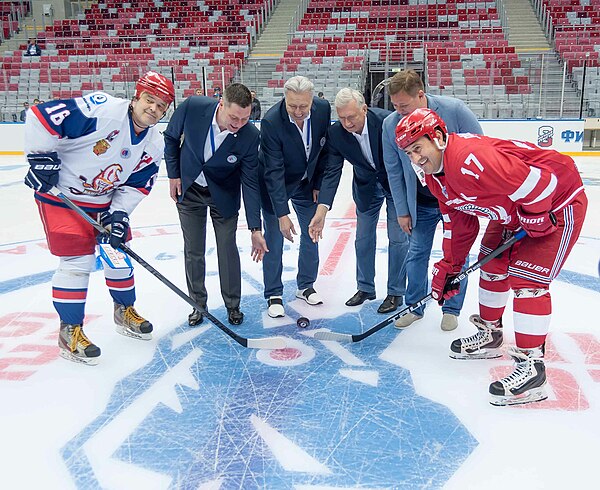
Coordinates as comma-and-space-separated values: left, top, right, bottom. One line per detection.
60, 282, 477, 488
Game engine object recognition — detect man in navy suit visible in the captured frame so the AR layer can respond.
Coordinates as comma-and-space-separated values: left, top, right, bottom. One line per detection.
164, 83, 268, 327
259, 76, 331, 318
309, 88, 408, 314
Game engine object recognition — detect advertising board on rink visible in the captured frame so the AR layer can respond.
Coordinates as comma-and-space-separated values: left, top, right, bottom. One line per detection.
0, 118, 586, 154
479, 119, 585, 152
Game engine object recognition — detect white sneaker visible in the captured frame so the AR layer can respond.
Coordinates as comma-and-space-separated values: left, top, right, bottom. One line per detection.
296, 287, 323, 305
440, 313, 458, 331
394, 312, 423, 329
267, 296, 285, 318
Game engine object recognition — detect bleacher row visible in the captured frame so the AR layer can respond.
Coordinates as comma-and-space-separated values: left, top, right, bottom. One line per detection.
0, 1, 27, 41
257, 0, 600, 117
260, 0, 530, 115
1, 0, 599, 120
0, 0, 275, 120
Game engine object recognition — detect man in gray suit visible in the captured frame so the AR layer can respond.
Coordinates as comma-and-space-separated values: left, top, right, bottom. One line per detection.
382, 69, 482, 331
164, 84, 268, 327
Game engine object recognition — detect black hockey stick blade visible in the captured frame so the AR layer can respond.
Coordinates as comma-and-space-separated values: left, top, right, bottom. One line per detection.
50, 188, 287, 350
314, 229, 526, 343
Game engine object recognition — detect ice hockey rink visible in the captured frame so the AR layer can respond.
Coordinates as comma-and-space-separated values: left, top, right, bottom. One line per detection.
0, 153, 599, 490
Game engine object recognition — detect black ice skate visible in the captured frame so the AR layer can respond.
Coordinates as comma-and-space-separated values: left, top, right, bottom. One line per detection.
58, 322, 101, 365
489, 346, 548, 406
114, 303, 153, 340
449, 314, 503, 360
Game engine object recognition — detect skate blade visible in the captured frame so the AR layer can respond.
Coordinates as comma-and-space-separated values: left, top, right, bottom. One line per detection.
490, 388, 548, 407
449, 349, 503, 360
115, 325, 152, 341
59, 349, 99, 366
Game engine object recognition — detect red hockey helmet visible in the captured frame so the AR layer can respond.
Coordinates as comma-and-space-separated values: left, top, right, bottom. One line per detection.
135, 71, 175, 106
395, 108, 447, 150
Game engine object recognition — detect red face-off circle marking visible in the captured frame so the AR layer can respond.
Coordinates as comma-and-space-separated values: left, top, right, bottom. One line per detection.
270, 347, 302, 361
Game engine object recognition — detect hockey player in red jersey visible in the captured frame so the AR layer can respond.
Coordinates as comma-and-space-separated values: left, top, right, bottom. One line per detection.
395, 108, 588, 406
23, 72, 175, 365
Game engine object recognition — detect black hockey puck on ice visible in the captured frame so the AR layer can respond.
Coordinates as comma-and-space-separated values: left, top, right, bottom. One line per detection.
297, 317, 310, 328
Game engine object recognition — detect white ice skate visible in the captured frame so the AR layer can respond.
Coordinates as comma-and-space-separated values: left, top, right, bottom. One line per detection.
489, 346, 548, 406
449, 314, 503, 359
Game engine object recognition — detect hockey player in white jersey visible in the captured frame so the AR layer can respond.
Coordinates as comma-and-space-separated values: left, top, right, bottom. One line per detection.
23, 71, 175, 365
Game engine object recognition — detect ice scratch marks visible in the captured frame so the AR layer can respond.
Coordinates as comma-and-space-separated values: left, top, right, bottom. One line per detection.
83, 348, 203, 489
339, 369, 379, 387
171, 326, 210, 350
251, 414, 332, 475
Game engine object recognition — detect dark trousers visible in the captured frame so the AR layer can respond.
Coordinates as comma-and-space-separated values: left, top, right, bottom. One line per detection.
176, 183, 241, 310
262, 180, 319, 298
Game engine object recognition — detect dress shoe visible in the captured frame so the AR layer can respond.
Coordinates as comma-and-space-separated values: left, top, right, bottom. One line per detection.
227, 307, 244, 326
267, 297, 285, 318
345, 290, 376, 307
188, 308, 204, 326
377, 295, 402, 314
296, 287, 323, 305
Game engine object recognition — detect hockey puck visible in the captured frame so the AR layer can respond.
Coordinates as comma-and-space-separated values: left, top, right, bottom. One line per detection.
296, 317, 310, 328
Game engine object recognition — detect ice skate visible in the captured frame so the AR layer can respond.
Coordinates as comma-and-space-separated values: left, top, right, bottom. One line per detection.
58, 322, 101, 366
449, 314, 503, 359
114, 303, 153, 340
490, 346, 548, 406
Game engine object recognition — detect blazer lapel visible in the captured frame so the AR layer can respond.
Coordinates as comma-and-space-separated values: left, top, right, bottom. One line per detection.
196, 101, 219, 165
367, 112, 382, 169
281, 101, 307, 160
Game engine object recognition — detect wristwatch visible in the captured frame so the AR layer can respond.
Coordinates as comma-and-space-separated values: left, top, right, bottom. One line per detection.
250, 227, 261, 232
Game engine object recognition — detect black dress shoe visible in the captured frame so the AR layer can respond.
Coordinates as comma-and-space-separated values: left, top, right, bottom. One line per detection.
227, 307, 244, 326
345, 290, 376, 307
377, 295, 402, 314
188, 308, 204, 326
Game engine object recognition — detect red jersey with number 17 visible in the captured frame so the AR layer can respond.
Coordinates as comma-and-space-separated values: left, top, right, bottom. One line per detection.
424, 133, 585, 267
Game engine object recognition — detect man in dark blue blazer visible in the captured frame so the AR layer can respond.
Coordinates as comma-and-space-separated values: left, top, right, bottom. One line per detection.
309, 88, 408, 314
164, 84, 268, 327
259, 76, 331, 318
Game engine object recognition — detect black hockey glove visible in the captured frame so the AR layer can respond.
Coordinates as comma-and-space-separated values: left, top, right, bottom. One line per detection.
24, 152, 61, 193
99, 211, 130, 249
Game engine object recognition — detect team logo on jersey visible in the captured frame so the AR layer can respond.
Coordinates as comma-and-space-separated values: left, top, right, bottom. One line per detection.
537, 125, 554, 147
88, 93, 108, 105
93, 139, 111, 156
70, 164, 123, 196
120, 148, 131, 159
455, 203, 509, 222
106, 130, 120, 142
227, 155, 237, 163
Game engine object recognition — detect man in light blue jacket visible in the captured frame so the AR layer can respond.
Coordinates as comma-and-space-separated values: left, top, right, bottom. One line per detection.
382, 70, 483, 331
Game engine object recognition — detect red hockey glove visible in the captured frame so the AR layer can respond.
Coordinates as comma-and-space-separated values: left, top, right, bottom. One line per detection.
431, 260, 460, 306
517, 209, 557, 238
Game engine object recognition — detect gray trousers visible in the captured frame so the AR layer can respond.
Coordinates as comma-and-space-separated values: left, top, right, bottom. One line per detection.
176, 183, 241, 310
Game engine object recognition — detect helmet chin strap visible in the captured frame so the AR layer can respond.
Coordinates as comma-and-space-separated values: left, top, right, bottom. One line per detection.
434, 137, 447, 151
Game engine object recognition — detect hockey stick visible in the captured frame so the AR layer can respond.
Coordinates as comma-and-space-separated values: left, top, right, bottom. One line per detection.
314, 229, 527, 343
49, 188, 287, 350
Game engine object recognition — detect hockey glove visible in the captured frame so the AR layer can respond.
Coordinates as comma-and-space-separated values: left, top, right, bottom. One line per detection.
99, 211, 129, 249
431, 260, 460, 306
517, 209, 557, 238
24, 152, 61, 193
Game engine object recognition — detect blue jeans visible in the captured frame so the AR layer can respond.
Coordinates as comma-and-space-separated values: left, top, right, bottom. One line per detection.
405, 204, 467, 317
355, 184, 408, 296
262, 184, 319, 299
